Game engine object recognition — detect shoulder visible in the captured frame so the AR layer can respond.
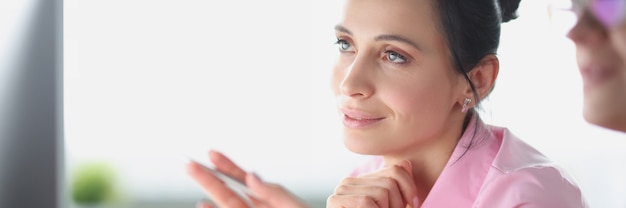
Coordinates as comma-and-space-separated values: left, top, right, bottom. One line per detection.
489, 125, 555, 172
475, 125, 588, 207
476, 166, 588, 207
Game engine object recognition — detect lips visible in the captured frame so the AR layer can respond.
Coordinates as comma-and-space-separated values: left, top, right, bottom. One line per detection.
579, 65, 617, 89
340, 108, 385, 129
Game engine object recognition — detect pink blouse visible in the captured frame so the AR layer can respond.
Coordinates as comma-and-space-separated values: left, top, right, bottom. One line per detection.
350, 117, 589, 207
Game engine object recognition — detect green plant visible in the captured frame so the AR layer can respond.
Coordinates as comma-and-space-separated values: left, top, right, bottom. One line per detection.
71, 162, 116, 205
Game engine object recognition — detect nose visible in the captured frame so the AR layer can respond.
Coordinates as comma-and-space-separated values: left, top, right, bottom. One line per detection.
338, 55, 375, 99
567, 12, 608, 45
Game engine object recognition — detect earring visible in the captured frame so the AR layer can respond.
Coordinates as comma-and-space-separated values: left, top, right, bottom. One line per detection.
461, 98, 472, 113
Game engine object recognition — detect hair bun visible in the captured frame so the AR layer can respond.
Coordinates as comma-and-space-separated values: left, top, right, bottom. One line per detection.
498, 0, 522, 22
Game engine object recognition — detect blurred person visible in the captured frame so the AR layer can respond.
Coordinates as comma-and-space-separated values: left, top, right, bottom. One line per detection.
567, 0, 626, 133
187, 0, 590, 207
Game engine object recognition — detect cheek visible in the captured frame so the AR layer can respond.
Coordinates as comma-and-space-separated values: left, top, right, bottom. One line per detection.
610, 30, 626, 62
608, 31, 626, 88
383, 80, 453, 118
387, 67, 459, 112
394, 92, 444, 117
374, 82, 455, 150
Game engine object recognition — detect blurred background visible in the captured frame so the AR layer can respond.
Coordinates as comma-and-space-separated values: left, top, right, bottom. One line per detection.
61, 0, 626, 207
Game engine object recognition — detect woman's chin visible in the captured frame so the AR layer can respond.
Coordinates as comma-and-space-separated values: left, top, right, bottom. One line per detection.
583, 105, 626, 132
343, 138, 387, 155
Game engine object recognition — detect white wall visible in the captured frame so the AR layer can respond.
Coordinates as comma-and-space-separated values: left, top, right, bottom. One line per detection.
65, 0, 626, 207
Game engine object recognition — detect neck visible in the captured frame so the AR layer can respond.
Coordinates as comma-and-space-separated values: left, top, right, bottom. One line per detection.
382, 114, 471, 202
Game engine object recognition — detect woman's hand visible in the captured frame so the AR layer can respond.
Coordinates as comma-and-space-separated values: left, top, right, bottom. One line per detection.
327, 160, 419, 208
186, 150, 309, 208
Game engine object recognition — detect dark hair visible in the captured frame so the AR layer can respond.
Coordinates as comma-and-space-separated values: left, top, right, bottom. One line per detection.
437, 0, 521, 102
434, 0, 521, 159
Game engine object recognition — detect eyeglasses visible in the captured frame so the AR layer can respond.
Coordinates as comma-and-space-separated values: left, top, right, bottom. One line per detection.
572, 0, 626, 28
547, 0, 625, 35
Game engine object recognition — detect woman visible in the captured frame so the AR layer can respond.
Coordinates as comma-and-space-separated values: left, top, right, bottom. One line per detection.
567, 0, 626, 133
187, 0, 589, 207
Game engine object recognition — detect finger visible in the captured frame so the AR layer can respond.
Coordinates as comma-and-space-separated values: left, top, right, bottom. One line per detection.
246, 172, 309, 208
388, 163, 418, 208
327, 194, 379, 208
398, 160, 419, 207
357, 164, 417, 207
333, 182, 391, 208
209, 150, 247, 182
399, 160, 414, 179
196, 199, 215, 208
246, 195, 266, 208
186, 162, 249, 208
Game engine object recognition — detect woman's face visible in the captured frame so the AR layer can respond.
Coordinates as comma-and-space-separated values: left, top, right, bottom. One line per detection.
331, 0, 467, 155
567, 2, 626, 132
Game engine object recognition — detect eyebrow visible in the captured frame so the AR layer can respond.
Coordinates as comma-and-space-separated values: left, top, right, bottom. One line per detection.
334, 24, 423, 51
374, 35, 422, 51
334, 24, 352, 35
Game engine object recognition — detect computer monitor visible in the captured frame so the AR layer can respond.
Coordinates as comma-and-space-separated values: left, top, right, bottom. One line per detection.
0, 0, 64, 207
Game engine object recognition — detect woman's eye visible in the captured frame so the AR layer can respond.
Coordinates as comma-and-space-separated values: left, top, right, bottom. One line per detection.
335, 39, 354, 52
385, 50, 408, 63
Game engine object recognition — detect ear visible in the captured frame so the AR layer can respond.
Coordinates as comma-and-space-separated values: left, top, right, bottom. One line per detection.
461, 54, 499, 103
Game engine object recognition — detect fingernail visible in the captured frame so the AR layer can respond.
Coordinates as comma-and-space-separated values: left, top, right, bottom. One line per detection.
208, 149, 218, 157
250, 172, 263, 183
413, 196, 420, 208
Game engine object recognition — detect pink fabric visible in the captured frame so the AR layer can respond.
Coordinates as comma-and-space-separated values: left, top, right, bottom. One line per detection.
350, 117, 588, 207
